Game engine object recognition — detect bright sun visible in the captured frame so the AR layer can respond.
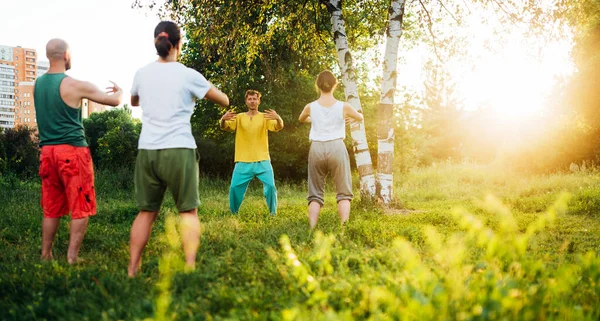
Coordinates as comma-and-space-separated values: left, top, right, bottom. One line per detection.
377, 4, 575, 128
456, 19, 575, 120
460, 41, 573, 119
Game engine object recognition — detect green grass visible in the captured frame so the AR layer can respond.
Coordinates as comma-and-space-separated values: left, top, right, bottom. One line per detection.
1, 163, 600, 320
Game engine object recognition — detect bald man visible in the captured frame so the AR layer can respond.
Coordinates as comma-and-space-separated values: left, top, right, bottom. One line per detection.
34, 39, 123, 264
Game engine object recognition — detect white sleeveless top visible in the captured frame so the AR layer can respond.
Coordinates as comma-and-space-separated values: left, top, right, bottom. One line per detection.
309, 100, 345, 142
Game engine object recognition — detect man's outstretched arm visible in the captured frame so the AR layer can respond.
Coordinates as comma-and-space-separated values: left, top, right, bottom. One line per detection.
220, 110, 237, 131
78, 80, 123, 107
265, 109, 283, 131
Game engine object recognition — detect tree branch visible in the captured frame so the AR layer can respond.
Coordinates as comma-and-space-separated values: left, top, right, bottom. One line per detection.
438, 0, 461, 25
489, 0, 520, 26
314, 0, 332, 48
460, 0, 472, 15
417, 0, 443, 62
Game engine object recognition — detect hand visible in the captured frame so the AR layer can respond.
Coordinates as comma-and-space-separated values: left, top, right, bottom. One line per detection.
345, 116, 357, 125
105, 80, 121, 95
221, 110, 237, 121
264, 109, 281, 121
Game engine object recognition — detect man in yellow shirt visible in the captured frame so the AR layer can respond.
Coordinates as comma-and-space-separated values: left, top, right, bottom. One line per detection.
220, 90, 283, 215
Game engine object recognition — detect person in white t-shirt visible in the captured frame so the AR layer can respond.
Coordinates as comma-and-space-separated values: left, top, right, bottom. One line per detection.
298, 71, 364, 229
128, 21, 230, 277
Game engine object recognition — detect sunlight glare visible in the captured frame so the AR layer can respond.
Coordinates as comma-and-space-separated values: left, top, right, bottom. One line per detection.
458, 21, 574, 121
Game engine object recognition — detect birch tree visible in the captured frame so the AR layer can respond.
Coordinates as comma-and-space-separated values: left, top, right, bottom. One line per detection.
377, 0, 405, 204
319, 0, 377, 199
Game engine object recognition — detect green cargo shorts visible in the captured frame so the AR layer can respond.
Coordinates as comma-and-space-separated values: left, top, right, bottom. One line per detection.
134, 148, 200, 212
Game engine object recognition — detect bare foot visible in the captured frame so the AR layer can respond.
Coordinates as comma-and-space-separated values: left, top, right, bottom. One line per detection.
128, 265, 141, 278
41, 254, 53, 261
67, 257, 85, 265
184, 263, 196, 274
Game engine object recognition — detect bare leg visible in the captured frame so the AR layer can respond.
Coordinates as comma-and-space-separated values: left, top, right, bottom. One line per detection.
180, 208, 200, 271
337, 200, 351, 225
41, 217, 60, 260
67, 217, 89, 264
308, 201, 322, 229
128, 211, 158, 277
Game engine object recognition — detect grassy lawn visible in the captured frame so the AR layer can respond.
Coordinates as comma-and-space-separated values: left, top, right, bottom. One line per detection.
1, 163, 600, 320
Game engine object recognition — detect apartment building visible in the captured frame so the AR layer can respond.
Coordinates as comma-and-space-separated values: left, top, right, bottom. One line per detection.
36, 60, 49, 77
0, 45, 37, 129
14, 81, 36, 127
0, 61, 16, 129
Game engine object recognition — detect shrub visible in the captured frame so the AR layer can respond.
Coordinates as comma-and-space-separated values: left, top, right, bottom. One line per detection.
97, 120, 141, 169
84, 107, 141, 170
0, 126, 39, 179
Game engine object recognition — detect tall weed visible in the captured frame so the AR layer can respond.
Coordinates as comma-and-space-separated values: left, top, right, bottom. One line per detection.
271, 194, 600, 320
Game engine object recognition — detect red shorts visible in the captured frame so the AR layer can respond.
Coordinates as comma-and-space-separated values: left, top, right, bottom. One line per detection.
39, 145, 97, 219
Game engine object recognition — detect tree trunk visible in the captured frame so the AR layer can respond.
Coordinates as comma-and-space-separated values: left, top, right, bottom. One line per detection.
321, 0, 376, 199
377, 0, 405, 204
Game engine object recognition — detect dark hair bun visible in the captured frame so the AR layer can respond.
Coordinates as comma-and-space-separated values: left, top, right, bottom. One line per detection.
155, 37, 172, 57
154, 21, 181, 58
316, 71, 338, 93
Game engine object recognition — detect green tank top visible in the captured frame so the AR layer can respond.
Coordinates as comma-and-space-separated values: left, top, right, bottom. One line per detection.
34, 73, 87, 147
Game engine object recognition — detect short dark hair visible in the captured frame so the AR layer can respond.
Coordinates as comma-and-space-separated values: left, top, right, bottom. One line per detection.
245, 89, 262, 100
316, 70, 338, 93
154, 21, 181, 58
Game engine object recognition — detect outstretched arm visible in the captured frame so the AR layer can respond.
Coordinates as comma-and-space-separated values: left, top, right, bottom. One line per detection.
298, 104, 311, 123
343, 103, 363, 123
131, 82, 227, 108
78, 80, 123, 107
205, 85, 230, 108
264, 109, 284, 131
220, 110, 237, 131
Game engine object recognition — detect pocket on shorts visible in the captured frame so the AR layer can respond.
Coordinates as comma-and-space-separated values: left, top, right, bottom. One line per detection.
77, 149, 94, 181
77, 149, 96, 213
57, 153, 79, 177
39, 155, 51, 178
78, 183, 96, 212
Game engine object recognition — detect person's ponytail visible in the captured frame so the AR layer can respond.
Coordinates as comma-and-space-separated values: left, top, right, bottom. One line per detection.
155, 35, 172, 58
153, 21, 181, 58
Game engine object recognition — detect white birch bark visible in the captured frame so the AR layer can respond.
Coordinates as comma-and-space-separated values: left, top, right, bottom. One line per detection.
321, 0, 376, 199
377, 0, 405, 204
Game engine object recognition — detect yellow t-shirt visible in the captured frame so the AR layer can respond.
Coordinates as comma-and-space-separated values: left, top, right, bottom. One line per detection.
221, 112, 282, 162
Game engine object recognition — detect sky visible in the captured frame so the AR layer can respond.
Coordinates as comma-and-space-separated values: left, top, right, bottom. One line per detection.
0, 0, 163, 118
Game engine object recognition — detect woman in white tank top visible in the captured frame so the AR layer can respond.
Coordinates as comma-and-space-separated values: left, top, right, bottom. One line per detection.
298, 71, 364, 229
